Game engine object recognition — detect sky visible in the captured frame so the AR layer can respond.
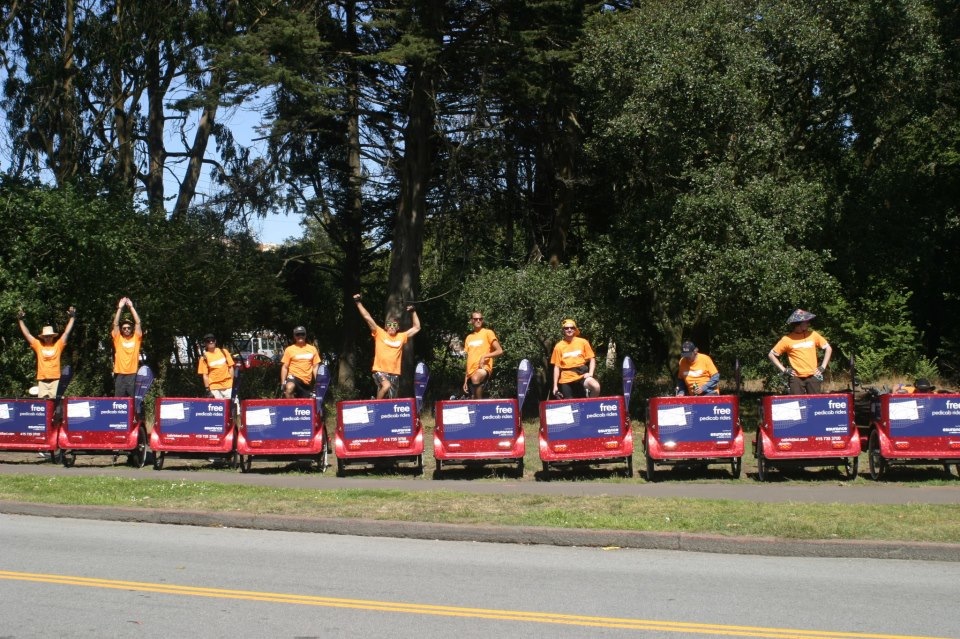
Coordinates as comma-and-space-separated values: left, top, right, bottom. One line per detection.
250, 211, 305, 246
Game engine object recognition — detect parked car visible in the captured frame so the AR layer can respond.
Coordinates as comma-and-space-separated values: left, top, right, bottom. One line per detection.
244, 353, 276, 369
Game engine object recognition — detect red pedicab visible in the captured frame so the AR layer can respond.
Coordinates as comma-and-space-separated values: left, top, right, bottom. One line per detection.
864, 391, 960, 479
59, 365, 152, 468
236, 363, 332, 473
538, 356, 635, 478
754, 393, 860, 481
432, 359, 531, 478
0, 365, 75, 463
0, 399, 59, 462
433, 398, 524, 478
59, 397, 148, 467
237, 398, 327, 472
644, 394, 744, 481
335, 397, 424, 476
333, 362, 428, 477
150, 397, 236, 470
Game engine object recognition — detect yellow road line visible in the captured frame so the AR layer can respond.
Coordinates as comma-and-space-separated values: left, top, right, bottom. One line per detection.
0, 570, 949, 639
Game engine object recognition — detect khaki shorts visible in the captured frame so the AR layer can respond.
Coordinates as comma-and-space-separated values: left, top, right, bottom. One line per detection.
38, 379, 59, 399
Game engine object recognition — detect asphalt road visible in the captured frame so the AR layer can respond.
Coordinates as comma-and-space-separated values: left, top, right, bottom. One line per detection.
1, 456, 959, 561
3, 515, 959, 639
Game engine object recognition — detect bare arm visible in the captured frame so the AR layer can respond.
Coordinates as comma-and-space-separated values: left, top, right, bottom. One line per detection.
404, 306, 420, 338
61, 307, 76, 343
17, 310, 33, 341
482, 338, 504, 366
113, 298, 124, 331
127, 300, 143, 336
352, 294, 379, 332
820, 343, 833, 371
767, 349, 787, 374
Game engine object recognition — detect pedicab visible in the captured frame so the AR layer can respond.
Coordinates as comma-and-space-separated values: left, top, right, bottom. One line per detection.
754, 392, 860, 481
236, 364, 332, 473
150, 398, 236, 469
432, 359, 531, 478
863, 390, 960, 479
538, 357, 635, 478
0, 365, 73, 463
59, 365, 154, 468
334, 362, 428, 477
0, 399, 58, 462
644, 395, 744, 481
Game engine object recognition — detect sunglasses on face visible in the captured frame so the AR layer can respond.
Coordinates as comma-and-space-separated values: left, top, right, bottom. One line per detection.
471, 317, 483, 321
563, 326, 576, 331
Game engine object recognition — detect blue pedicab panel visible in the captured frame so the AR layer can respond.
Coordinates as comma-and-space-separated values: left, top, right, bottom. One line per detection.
653, 398, 736, 444
243, 402, 315, 443
0, 400, 50, 438
539, 397, 632, 464
887, 395, 960, 438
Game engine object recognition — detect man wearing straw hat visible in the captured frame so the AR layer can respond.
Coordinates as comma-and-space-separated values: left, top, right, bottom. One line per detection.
17, 306, 76, 399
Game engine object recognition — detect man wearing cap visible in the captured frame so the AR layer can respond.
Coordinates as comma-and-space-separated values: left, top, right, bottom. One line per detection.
280, 326, 321, 399
17, 306, 76, 399
675, 341, 719, 396
353, 294, 421, 399
768, 308, 832, 394
112, 296, 143, 397
551, 319, 601, 399
198, 334, 235, 399
462, 311, 503, 399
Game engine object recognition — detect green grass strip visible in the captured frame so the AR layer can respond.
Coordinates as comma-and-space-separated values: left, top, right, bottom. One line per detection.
2, 475, 958, 543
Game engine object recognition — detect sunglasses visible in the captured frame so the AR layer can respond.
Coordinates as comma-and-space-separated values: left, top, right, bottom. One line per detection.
471, 317, 483, 321
294, 332, 306, 337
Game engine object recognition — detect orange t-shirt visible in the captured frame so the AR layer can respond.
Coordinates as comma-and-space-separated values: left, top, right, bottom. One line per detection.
771, 330, 828, 377
372, 327, 408, 375
677, 353, 719, 393
198, 348, 235, 390
550, 337, 596, 384
281, 344, 320, 384
29, 337, 66, 380
464, 328, 498, 376
112, 329, 142, 375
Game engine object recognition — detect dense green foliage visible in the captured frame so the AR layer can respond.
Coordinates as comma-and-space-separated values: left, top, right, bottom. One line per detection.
2, 0, 959, 399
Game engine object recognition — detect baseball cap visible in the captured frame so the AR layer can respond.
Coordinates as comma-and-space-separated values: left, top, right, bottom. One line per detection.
680, 341, 696, 355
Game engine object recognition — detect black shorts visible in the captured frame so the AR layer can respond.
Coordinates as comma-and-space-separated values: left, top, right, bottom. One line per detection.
286, 376, 313, 398
558, 378, 587, 399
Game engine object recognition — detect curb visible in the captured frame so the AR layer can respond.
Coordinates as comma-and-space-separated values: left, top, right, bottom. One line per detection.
3, 501, 958, 562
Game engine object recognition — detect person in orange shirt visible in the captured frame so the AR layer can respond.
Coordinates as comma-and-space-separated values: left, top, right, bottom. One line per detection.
550, 319, 601, 399
353, 293, 420, 399
17, 306, 76, 399
111, 297, 143, 397
768, 308, 832, 395
675, 341, 720, 395
280, 326, 320, 398
462, 312, 503, 398
198, 333, 236, 399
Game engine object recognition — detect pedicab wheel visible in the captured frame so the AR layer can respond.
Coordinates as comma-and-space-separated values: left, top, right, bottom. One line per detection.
315, 446, 328, 473
645, 451, 656, 482
415, 454, 424, 476
433, 458, 443, 480
228, 450, 239, 470
129, 426, 148, 468
756, 442, 768, 482
515, 457, 524, 478
50, 448, 62, 464
731, 457, 742, 479
62, 450, 76, 468
153, 452, 165, 471
868, 430, 886, 480
240, 455, 253, 473
541, 461, 551, 480
842, 455, 859, 480
624, 455, 634, 478
336, 458, 346, 478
